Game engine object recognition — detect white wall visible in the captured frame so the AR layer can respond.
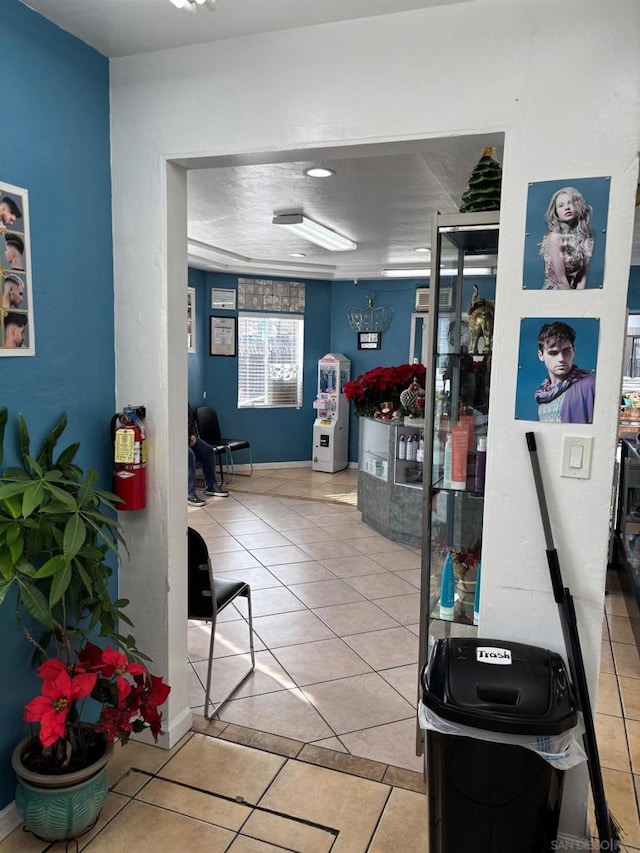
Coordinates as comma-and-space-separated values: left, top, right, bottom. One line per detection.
110, 0, 640, 837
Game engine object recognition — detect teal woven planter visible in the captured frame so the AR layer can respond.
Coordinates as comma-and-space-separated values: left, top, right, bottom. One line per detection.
12, 733, 113, 843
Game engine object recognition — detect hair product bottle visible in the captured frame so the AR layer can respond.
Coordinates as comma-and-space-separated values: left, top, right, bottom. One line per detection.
473, 560, 482, 626
439, 551, 454, 618
475, 436, 487, 493
450, 424, 469, 490
398, 434, 406, 460
443, 435, 452, 488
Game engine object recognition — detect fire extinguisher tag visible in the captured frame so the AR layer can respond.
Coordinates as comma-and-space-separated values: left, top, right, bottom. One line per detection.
140, 439, 147, 464
114, 429, 136, 463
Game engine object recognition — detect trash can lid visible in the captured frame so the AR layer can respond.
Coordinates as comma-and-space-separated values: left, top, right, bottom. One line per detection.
422, 638, 577, 735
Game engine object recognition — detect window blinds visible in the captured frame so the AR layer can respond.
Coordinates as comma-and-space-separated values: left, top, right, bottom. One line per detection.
237, 313, 304, 408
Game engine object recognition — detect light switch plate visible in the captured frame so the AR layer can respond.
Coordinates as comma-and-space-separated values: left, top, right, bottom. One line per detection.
561, 436, 593, 479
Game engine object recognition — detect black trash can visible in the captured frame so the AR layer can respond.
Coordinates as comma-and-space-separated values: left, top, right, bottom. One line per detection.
421, 637, 578, 853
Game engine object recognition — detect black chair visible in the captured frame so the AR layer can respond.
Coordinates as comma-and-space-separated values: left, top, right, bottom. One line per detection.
187, 527, 255, 719
195, 405, 253, 478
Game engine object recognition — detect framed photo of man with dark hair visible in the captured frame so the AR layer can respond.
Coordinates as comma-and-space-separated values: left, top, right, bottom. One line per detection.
0, 181, 34, 356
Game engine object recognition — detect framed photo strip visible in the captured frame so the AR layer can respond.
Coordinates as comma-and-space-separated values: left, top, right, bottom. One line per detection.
1, 181, 34, 355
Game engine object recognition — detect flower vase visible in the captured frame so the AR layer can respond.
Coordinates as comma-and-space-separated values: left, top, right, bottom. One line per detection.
450, 550, 480, 624
11, 730, 113, 842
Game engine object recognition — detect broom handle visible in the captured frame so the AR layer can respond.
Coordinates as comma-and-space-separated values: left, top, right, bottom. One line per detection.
526, 432, 615, 848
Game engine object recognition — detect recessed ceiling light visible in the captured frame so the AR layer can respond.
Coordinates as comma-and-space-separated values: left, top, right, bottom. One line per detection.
289, 252, 307, 258
414, 247, 430, 255
304, 167, 336, 178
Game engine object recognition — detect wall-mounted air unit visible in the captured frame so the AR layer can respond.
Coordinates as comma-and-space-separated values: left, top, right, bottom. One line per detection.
415, 288, 453, 311
415, 288, 430, 311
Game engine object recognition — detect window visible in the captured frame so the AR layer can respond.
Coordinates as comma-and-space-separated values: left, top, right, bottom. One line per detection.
238, 313, 304, 408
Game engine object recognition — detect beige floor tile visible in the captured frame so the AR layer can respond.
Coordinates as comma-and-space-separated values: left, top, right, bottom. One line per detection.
374, 593, 421, 625
368, 787, 428, 853
605, 592, 631, 617
272, 637, 373, 686
299, 540, 362, 561
288, 579, 365, 608
348, 538, 413, 557
319, 555, 389, 578
620, 675, 640, 721
217, 518, 275, 535
210, 550, 262, 572
394, 569, 422, 588
267, 561, 338, 585
259, 760, 389, 853
161, 734, 285, 802
595, 713, 631, 772
297, 744, 386, 782
203, 534, 246, 554
321, 523, 379, 540
235, 531, 293, 549
108, 733, 193, 787
252, 610, 336, 648
301, 672, 414, 735
378, 664, 420, 704
601, 639, 616, 674
369, 550, 422, 570
596, 671, 623, 716
217, 723, 304, 758
600, 768, 640, 848
193, 649, 296, 702
344, 573, 418, 601
217, 688, 334, 742
614, 641, 640, 678
250, 544, 315, 566
188, 620, 265, 662
608, 614, 637, 645
262, 515, 319, 532
113, 769, 152, 797
238, 585, 307, 617
213, 566, 282, 591
136, 777, 251, 830
80, 799, 235, 852
311, 736, 348, 753
343, 627, 419, 670
626, 718, 640, 774
340, 718, 424, 773
312, 600, 399, 636
240, 810, 336, 852
283, 527, 335, 545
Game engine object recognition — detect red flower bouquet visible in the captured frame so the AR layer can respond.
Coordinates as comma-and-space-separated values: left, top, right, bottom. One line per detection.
344, 363, 427, 417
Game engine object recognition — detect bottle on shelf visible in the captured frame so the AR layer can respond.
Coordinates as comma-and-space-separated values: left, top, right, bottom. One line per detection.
439, 551, 454, 618
450, 424, 469, 490
475, 436, 487, 493
417, 431, 425, 463
398, 434, 406, 460
473, 560, 482, 626
443, 435, 452, 488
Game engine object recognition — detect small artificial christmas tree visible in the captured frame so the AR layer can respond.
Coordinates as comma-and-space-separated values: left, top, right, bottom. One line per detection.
459, 147, 502, 213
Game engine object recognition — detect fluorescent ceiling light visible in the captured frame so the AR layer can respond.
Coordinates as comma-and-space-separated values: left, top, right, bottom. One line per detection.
305, 167, 336, 178
413, 247, 431, 255
273, 214, 357, 252
440, 267, 495, 277
382, 268, 430, 278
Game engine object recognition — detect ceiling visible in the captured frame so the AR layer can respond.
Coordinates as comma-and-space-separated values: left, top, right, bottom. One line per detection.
19, 0, 640, 280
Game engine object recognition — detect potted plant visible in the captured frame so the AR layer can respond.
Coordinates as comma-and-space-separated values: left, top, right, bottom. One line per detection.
343, 363, 427, 418
0, 408, 170, 842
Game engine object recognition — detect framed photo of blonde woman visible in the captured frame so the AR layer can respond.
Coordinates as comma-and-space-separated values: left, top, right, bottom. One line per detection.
522, 176, 610, 291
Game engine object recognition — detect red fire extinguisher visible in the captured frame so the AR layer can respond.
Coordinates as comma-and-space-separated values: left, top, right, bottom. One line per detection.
111, 406, 147, 511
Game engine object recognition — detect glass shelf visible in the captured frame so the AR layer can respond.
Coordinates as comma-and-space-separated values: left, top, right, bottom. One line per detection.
420, 211, 499, 650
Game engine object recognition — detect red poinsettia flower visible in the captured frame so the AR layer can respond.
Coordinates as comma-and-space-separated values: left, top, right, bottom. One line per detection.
24, 669, 98, 748
79, 642, 146, 704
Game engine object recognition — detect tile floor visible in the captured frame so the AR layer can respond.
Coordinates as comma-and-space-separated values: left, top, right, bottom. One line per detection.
3, 466, 640, 850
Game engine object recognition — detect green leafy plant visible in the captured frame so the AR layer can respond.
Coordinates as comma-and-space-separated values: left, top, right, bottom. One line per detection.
0, 409, 170, 773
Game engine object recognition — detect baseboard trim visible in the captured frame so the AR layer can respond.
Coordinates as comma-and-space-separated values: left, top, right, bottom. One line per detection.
0, 802, 20, 843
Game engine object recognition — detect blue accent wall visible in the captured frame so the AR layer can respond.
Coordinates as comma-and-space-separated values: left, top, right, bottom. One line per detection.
331, 278, 425, 460
0, 0, 113, 808
191, 272, 331, 463
188, 268, 207, 405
